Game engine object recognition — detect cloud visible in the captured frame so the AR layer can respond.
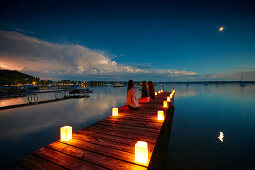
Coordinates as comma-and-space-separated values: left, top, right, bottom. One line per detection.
0, 30, 199, 80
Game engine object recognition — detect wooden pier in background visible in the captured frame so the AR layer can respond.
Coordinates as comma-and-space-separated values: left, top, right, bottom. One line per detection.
8, 92, 175, 169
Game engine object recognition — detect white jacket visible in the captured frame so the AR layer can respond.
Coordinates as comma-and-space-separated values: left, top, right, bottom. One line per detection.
126, 88, 139, 108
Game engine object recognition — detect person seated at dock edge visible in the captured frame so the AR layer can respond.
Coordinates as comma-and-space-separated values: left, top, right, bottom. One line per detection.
141, 81, 149, 98
148, 81, 155, 99
126, 80, 139, 110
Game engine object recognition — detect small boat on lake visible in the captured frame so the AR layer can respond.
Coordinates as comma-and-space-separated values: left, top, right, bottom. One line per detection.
112, 82, 124, 87
69, 84, 93, 94
240, 72, 246, 88
69, 88, 93, 94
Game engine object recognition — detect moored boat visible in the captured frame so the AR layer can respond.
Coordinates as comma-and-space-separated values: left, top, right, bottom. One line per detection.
112, 82, 124, 87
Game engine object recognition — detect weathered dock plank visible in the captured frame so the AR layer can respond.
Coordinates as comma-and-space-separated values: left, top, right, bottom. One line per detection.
76, 129, 157, 148
7, 91, 174, 169
96, 121, 161, 133
34, 147, 106, 169
48, 142, 147, 169
15, 154, 65, 169
84, 124, 160, 138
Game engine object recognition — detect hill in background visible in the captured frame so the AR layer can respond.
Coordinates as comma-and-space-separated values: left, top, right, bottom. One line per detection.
0, 70, 36, 85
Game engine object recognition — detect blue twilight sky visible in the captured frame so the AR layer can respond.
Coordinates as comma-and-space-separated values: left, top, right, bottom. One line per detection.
0, 0, 255, 81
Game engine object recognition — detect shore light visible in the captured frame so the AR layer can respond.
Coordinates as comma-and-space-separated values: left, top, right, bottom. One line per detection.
167, 97, 171, 102
155, 92, 157, 96
135, 141, 148, 164
112, 108, 118, 116
60, 126, 72, 141
158, 111, 164, 120
163, 101, 168, 108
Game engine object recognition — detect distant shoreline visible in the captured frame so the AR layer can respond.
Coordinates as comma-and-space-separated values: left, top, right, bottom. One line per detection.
159, 81, 255, 84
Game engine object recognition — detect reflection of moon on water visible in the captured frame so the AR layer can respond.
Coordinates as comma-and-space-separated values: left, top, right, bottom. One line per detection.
218, 132, 224, 142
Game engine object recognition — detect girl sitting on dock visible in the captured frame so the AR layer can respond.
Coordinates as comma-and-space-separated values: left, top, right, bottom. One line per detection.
148, 81, 155, 99
126, 80, 139, 110
141, 81, 149, 98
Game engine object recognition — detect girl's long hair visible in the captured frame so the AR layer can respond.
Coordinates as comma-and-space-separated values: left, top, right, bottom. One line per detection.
141, 81, 148, 98
148, 81, 155, 98
127, 80, 134, 92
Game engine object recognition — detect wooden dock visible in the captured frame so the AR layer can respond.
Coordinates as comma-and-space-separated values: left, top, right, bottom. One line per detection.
0, 95, 90, 111
7, 92, 175, 169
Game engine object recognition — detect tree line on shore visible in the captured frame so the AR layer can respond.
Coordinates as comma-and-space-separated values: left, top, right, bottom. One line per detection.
1, 69, 254, 87
1, 70, 114, 87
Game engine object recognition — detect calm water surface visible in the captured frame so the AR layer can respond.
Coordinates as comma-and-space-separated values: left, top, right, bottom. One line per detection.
0, 84, 254, 169
166, 84, 255, 169
0, 87, 127, 167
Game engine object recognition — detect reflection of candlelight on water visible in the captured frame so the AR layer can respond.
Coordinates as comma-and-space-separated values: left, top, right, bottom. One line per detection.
218, 132, 224, 142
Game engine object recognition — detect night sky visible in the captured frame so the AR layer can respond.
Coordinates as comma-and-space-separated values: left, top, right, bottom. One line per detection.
0, 0, 255, 81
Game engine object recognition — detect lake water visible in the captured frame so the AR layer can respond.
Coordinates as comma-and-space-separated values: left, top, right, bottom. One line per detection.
0, 84, 254, 169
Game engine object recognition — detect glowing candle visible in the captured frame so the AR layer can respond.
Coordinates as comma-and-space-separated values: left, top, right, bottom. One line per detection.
135, 141, 148, 164
167, 97, 171, 102
161, 89, 163, 92
112, 108, 118, 116
158, 91, 161, 94
60, 126, 72, 141
170, 94, 173, 98
158, 111, 164, 120
163, 101, 168, 108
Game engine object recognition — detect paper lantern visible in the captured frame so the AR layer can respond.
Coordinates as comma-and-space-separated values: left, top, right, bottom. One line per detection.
167, 97, 171, 102
60, 126, 72, 141
163, 101, 168, 108
155, 92, 157, 96
112, 108, 118, 116
158, 111, 164, 120
135, 141, 148, 164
